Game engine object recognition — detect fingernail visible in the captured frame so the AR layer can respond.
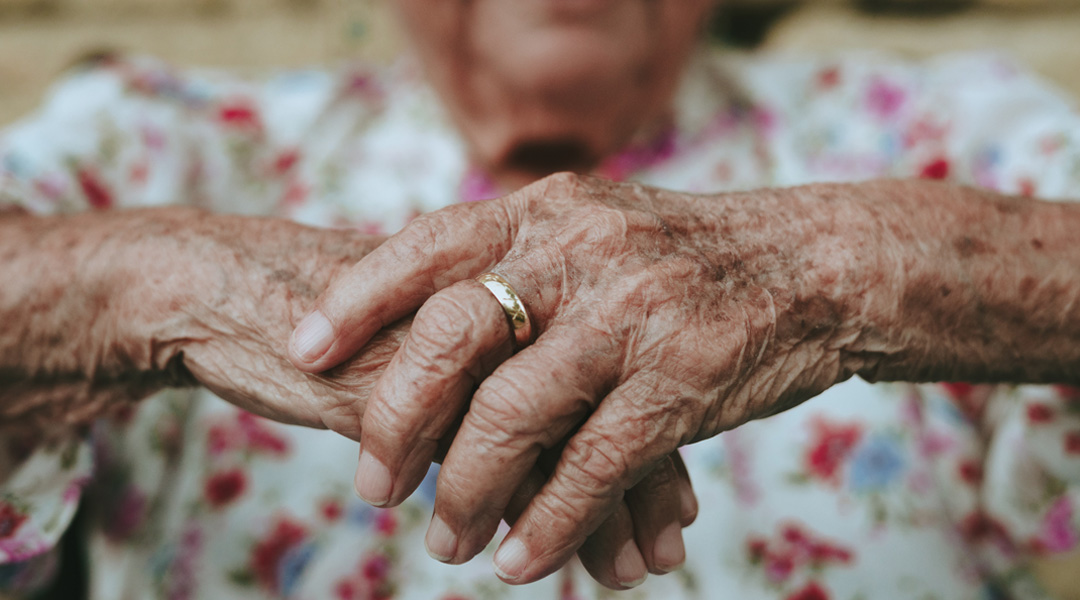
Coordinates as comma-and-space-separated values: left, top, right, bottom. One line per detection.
653, 521, 686, 573
493, 537, 529, 581
354, 450, 392, 507
291, 311, 334, 362
679, 481, 698, 523
615, 539, 648, 588
425, 515, 458, 563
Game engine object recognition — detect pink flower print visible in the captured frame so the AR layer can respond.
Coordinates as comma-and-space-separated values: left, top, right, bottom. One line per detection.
217, 100, 263, 134
251, 516, 308, 593
957, 511, 1010, 545
335, 580, 359, 600
362, 553, 390, 581
129, 161, 150, 185
787, 581, 831, 600
957, 460, 983, 486
166, 525, 204, 600
104, 487, 147, 541
333, 552, 394, 600
595, 127, 677, 181
206, 424, 234, 456
237, 413, 290, 456
204, 469, 247, 508
1056, 386, 1080, 402
320, 498, 344, 522
1065, 431, 1080, 455
917, 430, 954, 458
459, 168, 501, 203
765, 551, 796, 583
559, 569, 582, 600
76, 166, 114, 209
1018, 177, 1037, 197
746, 522, 854, 585
140, 124, 167, 152
353, 221, 386, 236
804, 418, 863, 485
751, 106, 778, 137
33, 175, 66, 201
816, 66, 841, 90
1036, 497, 1078, 553
918, 157, 951, 180
940, 383, 990, 422
373, 509, 397, 537
724, 431, 760, 504
1039, 134, 1066, 156
866, 77, 907, 120
272, 149, 301, 176
345, 73, 385, 104
1026, 403, 1055, 424
205, 411, 291, 458
0, 502, 28, 540
282, 180, 309, 207
903, 117, 949, 149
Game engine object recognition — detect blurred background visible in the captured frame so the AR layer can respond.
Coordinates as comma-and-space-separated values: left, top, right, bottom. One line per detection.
1, 0, 1078, 598
1, 0, 1079, 126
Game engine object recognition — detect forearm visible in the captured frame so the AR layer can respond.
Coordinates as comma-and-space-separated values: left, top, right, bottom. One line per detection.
0, 206, 387, 428
0, 208, 199, 426
843, 180, 1080, 385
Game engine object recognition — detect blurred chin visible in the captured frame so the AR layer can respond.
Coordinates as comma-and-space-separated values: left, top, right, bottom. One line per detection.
498, 31, 645, 101
471, 0, 651, 99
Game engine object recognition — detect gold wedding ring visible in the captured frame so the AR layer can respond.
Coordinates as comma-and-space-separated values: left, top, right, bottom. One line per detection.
476, 272, 533, 349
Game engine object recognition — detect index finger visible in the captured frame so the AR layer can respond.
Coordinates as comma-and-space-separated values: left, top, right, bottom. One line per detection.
287, 197, 521, 372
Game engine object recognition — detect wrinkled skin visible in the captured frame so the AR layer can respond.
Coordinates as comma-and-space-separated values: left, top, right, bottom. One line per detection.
290, 172, 1080, 584
289, 173, 900, 584
0, 206, 696, 590
0, 208, 399, 437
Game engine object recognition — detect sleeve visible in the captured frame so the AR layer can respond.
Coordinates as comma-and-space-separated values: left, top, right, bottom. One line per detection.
0, 54, 322, 217
908, 53, 1080, 201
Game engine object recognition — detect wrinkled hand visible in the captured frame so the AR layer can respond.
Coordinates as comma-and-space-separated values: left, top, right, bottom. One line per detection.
290, 173, 882, 585
124, 208, 694, 588
116, 209, 402, 439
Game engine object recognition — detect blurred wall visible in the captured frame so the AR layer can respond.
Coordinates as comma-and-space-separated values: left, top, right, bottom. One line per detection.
0, 0, 401, 125
2, 0, 1078, 125
765, 0, 1080, 98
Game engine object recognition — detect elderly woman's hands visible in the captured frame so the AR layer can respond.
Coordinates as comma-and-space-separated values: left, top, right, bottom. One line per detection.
0, 207, 405, 437
0, 205, 696, 589
287, 173, 906, 584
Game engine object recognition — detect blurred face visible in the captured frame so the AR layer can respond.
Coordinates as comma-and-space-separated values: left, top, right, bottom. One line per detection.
394, 0, 716, 186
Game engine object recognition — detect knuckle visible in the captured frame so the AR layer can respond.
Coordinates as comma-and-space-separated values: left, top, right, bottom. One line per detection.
538, 171, 584, 196
471, 367, 591, 447
470, 376, 537, 439
409, 292, 481, 362
560, 431, 633, 500
365, 386, 418, 438
436, 467, 502, 524
573, 208, 630, 247
394, 212, 444, 261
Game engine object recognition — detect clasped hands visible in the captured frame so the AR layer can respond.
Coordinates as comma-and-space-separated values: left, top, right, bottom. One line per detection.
279, 174, 885, 588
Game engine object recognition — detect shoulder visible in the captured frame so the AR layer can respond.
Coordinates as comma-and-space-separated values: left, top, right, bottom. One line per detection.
714, 50, 1079, 191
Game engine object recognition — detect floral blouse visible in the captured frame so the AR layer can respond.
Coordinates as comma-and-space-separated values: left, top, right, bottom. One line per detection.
1, 48, 1079, 600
